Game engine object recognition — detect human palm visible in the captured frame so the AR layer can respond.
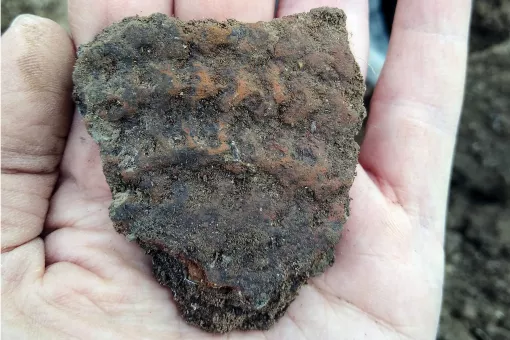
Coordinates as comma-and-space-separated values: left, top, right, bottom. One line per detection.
2, 1, 471, 339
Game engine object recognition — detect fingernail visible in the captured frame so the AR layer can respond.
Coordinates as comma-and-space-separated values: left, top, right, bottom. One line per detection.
10, 14, 43, 28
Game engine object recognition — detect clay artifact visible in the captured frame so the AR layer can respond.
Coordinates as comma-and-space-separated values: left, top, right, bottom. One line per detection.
73, 7, 365, 333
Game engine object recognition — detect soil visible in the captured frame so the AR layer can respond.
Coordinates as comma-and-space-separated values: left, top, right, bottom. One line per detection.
469, 0, 510, 52
1, 0, 68, 32
73, 8, 365, 333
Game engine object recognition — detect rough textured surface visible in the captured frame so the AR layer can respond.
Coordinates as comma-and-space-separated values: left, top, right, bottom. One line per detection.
452, 41, 510, 199
469, 0, 510, 52
73, 8, 365, 333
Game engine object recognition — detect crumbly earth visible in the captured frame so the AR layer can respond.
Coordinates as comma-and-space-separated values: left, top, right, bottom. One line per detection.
469, 0, 510, 52
73, 8, 365, 333
1, 0, 68, 32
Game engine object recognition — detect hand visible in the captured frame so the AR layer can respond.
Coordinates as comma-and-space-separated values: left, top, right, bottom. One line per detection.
1, 1, 471, 339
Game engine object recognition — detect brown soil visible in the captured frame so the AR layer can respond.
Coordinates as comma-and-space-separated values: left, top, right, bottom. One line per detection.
73, 8, 365, 333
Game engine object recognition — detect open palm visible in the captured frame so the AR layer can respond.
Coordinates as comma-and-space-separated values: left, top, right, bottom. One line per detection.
2, 1, 471, 339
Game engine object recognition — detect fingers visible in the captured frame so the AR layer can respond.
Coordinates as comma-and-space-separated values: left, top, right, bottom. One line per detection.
277, 0, 369, 78
2, 239, 45, 297
57, 0, 174, 219
45, 227, 152, 280
49, 114, 112, 220
175, 0, 275, 21
314, 168, 445, 338
68, 0, 173, 46
360, 0, 471, 235
1, 15, 74, 252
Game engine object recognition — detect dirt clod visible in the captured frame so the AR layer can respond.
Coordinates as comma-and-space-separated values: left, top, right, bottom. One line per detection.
73, 8, 365, 333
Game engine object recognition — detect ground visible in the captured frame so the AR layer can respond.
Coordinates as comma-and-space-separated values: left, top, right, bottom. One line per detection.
1, 0, 68, 32
2, 0, 509, 338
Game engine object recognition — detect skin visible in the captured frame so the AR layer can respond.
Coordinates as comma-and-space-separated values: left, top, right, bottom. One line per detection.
1, 0, 471, 339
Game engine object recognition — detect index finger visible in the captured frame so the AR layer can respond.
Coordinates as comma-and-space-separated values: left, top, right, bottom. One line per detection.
368, 0, 471, 149
360, 0, 471, 237
68, 0, 173, 46
63, 0, 174, 195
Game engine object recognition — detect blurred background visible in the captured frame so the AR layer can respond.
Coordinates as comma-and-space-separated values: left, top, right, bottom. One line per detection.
2, 0, 509, 339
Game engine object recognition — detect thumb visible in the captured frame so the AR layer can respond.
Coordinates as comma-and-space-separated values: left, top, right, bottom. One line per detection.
1, 15, 74, 254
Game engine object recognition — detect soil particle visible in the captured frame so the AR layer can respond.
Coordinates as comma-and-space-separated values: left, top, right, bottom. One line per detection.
453, 41, 510, 200
73, 8, 365, 333
469, 0, 510, 52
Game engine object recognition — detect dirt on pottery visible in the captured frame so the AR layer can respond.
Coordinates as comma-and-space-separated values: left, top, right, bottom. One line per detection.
73, 8, 365, 333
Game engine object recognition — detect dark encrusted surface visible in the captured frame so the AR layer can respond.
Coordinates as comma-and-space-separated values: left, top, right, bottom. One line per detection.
73, 7, 365, 333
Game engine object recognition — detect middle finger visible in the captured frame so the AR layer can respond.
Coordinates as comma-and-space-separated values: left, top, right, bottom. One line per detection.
175, 0, 276, 21
68, 0, 173, 47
